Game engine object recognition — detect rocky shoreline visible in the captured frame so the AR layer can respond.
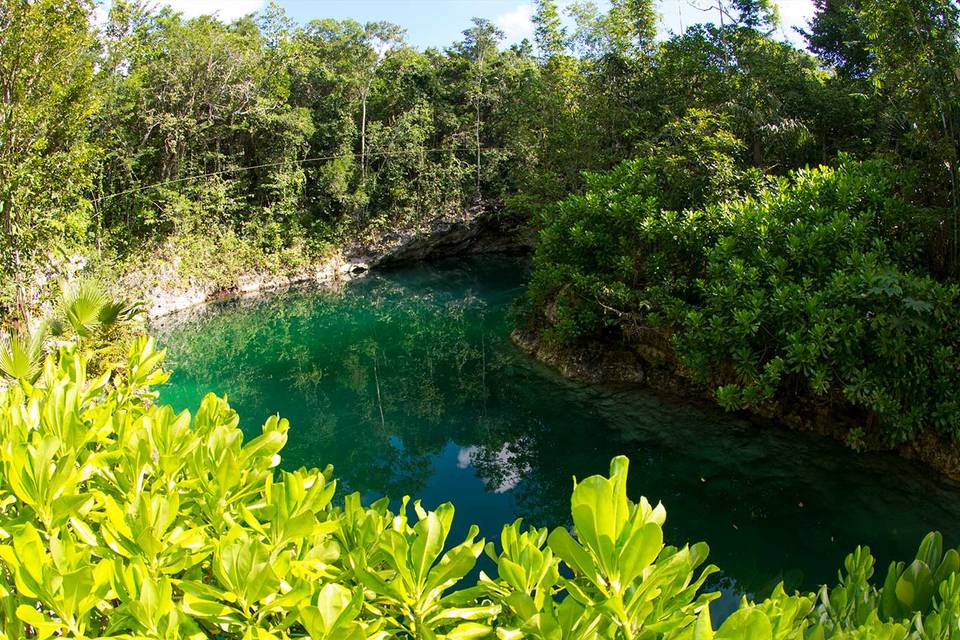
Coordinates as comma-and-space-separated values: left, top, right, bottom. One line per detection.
143, 208, 531, 319
142, 255, 368, 319
512, 324, 960, 482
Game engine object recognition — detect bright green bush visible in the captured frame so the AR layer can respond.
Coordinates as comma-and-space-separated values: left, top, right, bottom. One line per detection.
527, 113, 766, 345
0, 340, 959, 638
529, 158, 957, 444
527, 158, 735, 345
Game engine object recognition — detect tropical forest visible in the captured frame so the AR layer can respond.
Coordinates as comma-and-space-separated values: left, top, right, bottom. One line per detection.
2, 0, 960, 637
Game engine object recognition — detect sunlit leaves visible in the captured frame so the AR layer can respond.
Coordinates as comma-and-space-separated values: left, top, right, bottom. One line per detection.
1, 339, 959, 638
532, 157, 960, 445
0, 324, 48, 383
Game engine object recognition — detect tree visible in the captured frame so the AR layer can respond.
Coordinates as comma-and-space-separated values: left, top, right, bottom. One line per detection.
567, 0, 658, 60
0, 0, 96, 320
533, 0, 566, 60
607, 0, 659, 58
292, 19, 403, 223
455, 18, 504, 197
859, 0, 960, 270
355, 22, 405, 181
804, 0, 874, 78
730, 0, 780, 30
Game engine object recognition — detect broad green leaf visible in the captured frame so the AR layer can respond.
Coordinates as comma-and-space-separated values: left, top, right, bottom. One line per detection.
715, 608, 772, 640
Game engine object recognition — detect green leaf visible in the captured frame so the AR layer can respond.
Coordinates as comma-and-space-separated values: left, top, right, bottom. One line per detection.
16, 605, 62, 640
894, 559, 934, 614
693, 605, 714, 640
618, 521, 663, 585
715, 608, 772, 640
0, 325, 47, 383
443, 622, 493, 640
180, 592, 241, 624
547, 527, 598, 585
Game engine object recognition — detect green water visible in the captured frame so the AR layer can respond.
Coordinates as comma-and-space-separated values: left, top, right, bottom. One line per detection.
156, 256, 960, 617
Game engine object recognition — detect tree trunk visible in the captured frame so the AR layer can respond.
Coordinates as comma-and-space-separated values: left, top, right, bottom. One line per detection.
361, 77, 373, 182
476, 101, 481, 195
361, 91, 367, 181
2, 195, 28, 323
475, 54, 484, 197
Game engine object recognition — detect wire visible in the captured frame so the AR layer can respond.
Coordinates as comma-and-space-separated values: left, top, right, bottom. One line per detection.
94, 147, 489, 203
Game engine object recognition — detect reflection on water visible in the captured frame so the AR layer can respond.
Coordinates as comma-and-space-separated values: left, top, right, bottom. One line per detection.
156, 256, 960, 616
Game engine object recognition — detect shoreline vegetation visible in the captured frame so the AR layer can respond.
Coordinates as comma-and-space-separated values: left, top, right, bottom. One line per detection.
3, 0, 960, 633
0, 338, 958, 638
121, 207, 530, 319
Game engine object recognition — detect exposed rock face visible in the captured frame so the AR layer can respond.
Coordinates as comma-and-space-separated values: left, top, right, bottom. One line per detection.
144, 208, 530, 319
511, 328, 647, 385
372, 209, 530, 267
144, 256, 365, 319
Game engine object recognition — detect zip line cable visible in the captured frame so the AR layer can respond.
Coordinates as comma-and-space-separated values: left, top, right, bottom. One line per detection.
93, 147, 492, 203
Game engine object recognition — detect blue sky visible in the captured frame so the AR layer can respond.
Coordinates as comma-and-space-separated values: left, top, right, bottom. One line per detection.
152, 0, 817, 49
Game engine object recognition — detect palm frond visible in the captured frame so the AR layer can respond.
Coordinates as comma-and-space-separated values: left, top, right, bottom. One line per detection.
0, 325, 48, 383
97, 300, 126, 327
97, 298, 141, 328
60, 280, 109, 337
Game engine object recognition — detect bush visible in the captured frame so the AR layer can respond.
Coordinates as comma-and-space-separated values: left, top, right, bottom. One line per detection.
671, 163, 958, 443
528, 158, 735, 344
529, 158, 958, 445
527, 113, 766, 345
0, 340, 959, 638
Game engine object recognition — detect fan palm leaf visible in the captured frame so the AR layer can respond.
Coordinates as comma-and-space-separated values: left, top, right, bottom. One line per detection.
0, 324, 47, 383
97, 298, 141, 328
60, 280, 109, 338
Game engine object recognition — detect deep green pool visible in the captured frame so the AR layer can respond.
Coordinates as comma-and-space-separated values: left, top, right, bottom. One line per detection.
155, 256, 960, 617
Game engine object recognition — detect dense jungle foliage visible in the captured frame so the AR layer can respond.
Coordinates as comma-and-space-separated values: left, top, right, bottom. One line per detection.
3, 0, 958, 448
515, 0, 960, 450
1, 0, 952, 310
0, 339, 960, 639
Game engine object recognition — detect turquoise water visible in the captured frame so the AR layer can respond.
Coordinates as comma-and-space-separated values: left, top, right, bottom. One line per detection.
156, 256, 960, 616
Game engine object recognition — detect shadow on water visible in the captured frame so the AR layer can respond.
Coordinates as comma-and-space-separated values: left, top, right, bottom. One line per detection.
155, 255, 960, 619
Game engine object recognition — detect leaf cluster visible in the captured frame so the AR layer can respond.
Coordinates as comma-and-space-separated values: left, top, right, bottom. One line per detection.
2, 343, 960, 638
529, 157, 959, 444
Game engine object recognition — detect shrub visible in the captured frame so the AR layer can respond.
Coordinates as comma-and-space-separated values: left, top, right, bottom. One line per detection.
528, 157, 735, 344
529, 158, 957, 444
0, 340, 959, 638
671, 163, 958, 442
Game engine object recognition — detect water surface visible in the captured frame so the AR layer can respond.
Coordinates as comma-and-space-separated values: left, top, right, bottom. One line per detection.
156, 256, 960, 615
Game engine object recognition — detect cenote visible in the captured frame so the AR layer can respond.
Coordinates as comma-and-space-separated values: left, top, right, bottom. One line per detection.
155, 255, 960, 619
